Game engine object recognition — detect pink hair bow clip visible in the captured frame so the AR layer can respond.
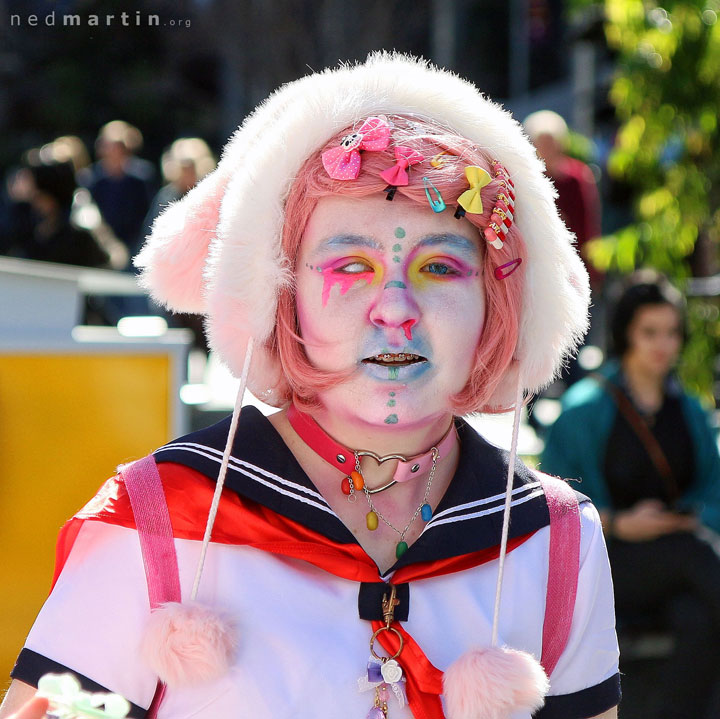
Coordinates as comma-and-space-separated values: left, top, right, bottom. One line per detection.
321, 116, 392, 180
379, 146, 425, 187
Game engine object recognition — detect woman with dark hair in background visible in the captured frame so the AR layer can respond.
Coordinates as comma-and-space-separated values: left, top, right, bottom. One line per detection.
542, 271, 720, 719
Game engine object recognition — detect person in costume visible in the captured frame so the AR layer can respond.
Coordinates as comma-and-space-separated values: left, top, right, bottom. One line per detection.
1, 54, 619, 719
542, 272, 720, 719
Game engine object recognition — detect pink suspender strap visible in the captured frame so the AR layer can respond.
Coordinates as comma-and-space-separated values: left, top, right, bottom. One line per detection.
121, 454, 182, 718
537, 473, 581, 678
122, 454, 182, 609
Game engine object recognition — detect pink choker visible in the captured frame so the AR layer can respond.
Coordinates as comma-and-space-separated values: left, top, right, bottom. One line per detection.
286, 404, 456, 492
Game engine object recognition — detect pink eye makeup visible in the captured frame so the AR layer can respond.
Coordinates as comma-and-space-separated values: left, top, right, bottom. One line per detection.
318, 255, 383, 306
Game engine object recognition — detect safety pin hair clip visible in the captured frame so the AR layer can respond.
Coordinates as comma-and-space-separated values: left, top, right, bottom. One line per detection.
423, 177, 446, 213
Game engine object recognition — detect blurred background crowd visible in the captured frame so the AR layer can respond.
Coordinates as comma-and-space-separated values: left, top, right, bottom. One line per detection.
2, 1, 720, 717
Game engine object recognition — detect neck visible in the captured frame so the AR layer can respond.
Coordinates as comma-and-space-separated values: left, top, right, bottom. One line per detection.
310, 405, 454, 459
621, 357, 665, 408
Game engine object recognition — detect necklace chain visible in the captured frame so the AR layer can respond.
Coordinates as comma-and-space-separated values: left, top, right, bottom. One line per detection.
358, 448, 438, 542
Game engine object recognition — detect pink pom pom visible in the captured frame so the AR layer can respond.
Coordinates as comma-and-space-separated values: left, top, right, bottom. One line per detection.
443, 646, 549, 719
140, 602, 238, 687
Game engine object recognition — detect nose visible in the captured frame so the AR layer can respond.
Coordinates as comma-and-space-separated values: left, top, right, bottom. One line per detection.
369, 281, 420, 344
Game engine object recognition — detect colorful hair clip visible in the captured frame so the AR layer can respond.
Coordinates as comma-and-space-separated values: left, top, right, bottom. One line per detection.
380, 146, 424, 187
321, 116, 392, 180
494, 258, 522, 280
457, 166, 492, 215
482, 160, 516, 253
430, 151, 449, 168
423, 177, 446, 213
484, 224, 505, 250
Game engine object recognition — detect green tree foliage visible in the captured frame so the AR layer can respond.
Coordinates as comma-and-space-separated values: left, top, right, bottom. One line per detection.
588, 1, 720, 402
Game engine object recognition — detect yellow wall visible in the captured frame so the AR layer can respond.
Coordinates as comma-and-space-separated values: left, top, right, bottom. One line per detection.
0, 353, 174, 680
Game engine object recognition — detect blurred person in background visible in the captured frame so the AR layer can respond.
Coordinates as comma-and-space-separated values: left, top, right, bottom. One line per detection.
80, 120, 156, 259
142, 137, 216, 237
542, 271, 720, 719
44, 135, 128, 270
142, 138, 217, 350
5, 151, 111, 268
524, 110, 602, 295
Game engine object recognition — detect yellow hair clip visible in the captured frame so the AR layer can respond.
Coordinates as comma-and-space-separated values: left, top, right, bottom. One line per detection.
430, 151, 449, 168
457, 166, 492, 215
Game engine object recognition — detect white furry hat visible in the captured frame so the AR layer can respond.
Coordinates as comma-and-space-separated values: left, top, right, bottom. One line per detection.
135, 52, 589, 407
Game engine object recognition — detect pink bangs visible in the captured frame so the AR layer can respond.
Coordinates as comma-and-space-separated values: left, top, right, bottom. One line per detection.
271, 115, 526, 414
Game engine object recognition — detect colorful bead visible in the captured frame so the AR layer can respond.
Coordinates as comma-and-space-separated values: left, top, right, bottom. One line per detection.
351, 470, 365, 491
421, 503, 432, 521
341, 476, 352, 495
396, 541, 409, 558
366, 708, 385, 719
366, 511, 379, 531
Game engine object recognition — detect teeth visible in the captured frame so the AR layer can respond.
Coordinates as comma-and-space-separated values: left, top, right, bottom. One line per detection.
371, 353, 420, 362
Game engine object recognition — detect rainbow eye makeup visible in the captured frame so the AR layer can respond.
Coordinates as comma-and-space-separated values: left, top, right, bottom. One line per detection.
318, 256, 383, 306
407, 252, 475, 286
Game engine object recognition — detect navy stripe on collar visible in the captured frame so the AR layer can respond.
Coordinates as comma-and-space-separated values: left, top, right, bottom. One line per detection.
154, 407, 581, 571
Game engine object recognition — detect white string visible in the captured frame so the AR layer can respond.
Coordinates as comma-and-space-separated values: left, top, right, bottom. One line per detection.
491, 371, 525, 646
190, 336, 255, 601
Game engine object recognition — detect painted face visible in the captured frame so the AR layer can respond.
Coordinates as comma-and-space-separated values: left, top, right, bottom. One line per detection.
624, 303, 683, 379
295, 194, 485, 429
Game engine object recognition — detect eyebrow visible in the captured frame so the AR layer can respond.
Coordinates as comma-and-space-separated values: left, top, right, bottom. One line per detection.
311, 231, 479, 258
416, 233, 479, 257
313, 234, 384, 255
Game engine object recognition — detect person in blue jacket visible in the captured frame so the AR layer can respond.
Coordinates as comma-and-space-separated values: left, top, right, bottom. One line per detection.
542, 271, 720, 719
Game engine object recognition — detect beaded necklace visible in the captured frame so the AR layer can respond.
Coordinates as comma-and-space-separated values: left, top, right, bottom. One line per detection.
358, 447, 437, 559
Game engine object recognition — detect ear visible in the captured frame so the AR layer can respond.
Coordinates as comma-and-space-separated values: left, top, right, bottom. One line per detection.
134, 168, 230, 313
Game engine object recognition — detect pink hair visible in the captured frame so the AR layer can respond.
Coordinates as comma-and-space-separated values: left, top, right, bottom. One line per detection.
272, 115, 526, 414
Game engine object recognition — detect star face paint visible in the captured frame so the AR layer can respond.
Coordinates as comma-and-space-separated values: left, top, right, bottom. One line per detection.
295, 194, 485, 431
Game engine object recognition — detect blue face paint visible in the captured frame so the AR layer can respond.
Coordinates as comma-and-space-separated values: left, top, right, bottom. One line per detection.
384, 280, 407, 289
384, 413, 399, 424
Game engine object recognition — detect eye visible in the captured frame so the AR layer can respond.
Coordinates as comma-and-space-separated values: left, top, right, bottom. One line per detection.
421, 261, 462, 276
335, 259, 374, 274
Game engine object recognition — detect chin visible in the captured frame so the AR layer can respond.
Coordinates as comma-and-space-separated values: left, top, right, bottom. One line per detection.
320, 386, 451, 428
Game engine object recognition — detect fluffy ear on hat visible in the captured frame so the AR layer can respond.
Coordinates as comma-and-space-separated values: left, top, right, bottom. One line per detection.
135, 78, 306, 316
134, 168, 230, 314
